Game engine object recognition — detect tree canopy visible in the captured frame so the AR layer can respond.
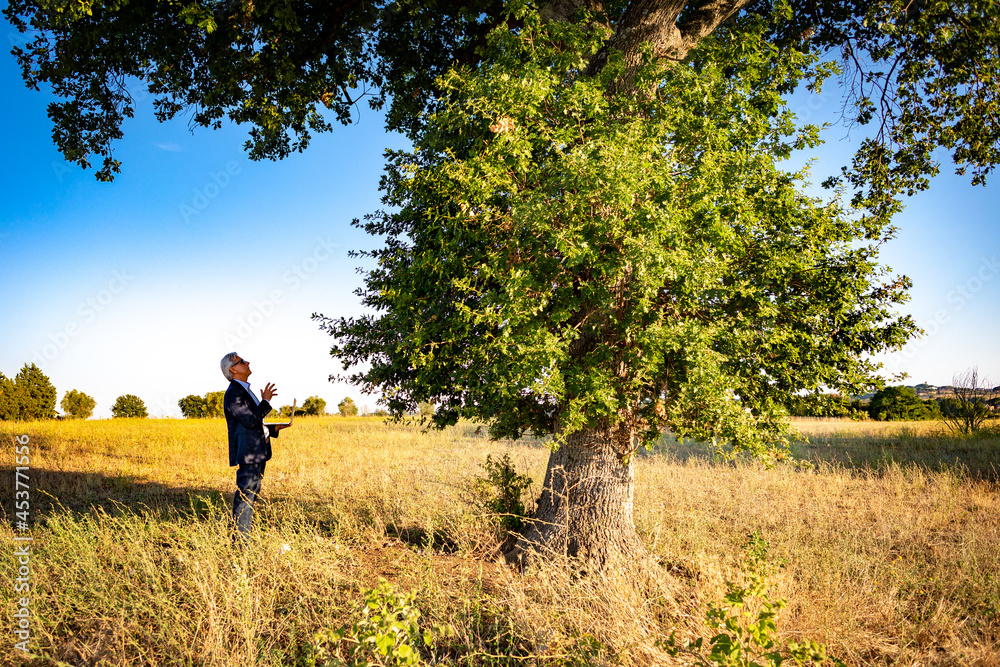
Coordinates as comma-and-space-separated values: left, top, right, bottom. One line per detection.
6, 0, 998, 195
868, 385, 938, 421
321, 3, 922, 455
337, 396, 358, 417
178, 395, 209, 419
61, 389, 97, 419
302, 395, 328, 415
178, 391, 225, 418
111, 394, 149, 418
0, 364, 58, 421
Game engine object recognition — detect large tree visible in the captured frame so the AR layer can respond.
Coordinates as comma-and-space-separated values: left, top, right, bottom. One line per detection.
321, 4, 918, 568
178, 394, 209, 418
0, 364, 58, 421
61, 389, 97, 419
111, 394, 149, 418
7, 0, 999, 567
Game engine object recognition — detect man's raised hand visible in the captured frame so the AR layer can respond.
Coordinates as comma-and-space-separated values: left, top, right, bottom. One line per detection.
262, 382, 277, 402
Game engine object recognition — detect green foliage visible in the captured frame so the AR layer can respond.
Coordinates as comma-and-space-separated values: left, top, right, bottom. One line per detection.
868, 386, 938, 421
61, 389, 96, 419
660, 533, 845, 667
204, 390, 225, 417
303, 396, 327, 416
178, 394, 208, 418
0, 373, 23, 420
784, 394, 855, 418
111, 394, 148, 418
299, 579, 453, 666
320, 4, 915, 457
0, 364, 57, 420
280, 403, 304, 418
8, 0, 999, 198
468, 453, 533, 533
4, 0, 382, 180
338, 397, 358, 417
178, 391, 225, 418
417, 401, 434, 418
17, 364, 58, 420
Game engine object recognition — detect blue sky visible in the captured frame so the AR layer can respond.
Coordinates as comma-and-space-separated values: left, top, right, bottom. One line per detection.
1, 25, 997, 418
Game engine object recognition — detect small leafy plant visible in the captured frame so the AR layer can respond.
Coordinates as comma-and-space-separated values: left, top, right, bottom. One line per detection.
469, 453, 533, 533
301, 580, 453, 666
659, 533, 845, 667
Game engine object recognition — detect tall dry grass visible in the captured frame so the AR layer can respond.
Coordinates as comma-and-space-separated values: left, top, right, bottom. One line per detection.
1, 417, 998, 666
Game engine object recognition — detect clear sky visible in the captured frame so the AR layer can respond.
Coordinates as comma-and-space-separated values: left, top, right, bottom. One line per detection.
1, 24, 997, 418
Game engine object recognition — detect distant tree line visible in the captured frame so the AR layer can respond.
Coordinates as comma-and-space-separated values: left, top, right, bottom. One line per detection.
178, 391, 226, 418
277, 396, 328, 417
178, 392, 331, 418
0, 362, 149, 420
786, 368, 998, 434
867, 387, 942, 421
3, 360, 993, 434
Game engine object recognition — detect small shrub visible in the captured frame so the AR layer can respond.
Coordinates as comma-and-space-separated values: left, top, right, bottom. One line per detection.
659, 533, 845, 667
300, 579, 453, 666
468, 453, 533, 534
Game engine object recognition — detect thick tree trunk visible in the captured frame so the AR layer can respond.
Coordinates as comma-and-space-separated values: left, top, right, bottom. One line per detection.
583, 0, 754, 90
511, 426, 644, 573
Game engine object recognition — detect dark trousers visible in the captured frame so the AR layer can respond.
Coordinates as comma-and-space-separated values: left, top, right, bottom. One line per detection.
233, 461, 265, 537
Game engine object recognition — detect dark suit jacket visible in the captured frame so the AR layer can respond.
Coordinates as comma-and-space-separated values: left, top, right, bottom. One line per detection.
224, 380, 279, 467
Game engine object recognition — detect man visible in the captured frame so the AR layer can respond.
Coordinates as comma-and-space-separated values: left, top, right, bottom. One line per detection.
221, 352, 291, 537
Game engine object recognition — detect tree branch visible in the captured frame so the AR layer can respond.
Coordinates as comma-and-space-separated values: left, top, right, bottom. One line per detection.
584, 0, 753, 92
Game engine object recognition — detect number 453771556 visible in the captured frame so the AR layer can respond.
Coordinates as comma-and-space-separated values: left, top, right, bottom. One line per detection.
15, 435, 30, 526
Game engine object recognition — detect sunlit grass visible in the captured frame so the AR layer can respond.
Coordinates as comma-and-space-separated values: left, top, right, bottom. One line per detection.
1, 417, 998, 665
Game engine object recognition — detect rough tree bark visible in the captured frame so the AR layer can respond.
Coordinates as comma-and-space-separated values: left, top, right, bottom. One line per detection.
584, 0, 752, 89
512, 425, 643, 572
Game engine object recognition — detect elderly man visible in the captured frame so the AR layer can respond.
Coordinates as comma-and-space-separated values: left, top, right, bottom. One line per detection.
220, 352, 290, 537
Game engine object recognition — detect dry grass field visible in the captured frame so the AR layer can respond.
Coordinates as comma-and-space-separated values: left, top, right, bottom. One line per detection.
2, 417, 998, 666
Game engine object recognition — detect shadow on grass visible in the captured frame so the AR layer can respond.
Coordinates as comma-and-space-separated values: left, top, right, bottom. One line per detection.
641, 428, 1000, 483
790, 430, 1000, 483
386, 523, 460, 553
1, 468, 479, 554
0, 467, 226, 523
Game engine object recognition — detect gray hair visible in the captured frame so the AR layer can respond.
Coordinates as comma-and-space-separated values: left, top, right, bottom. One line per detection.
220, 352, 240, 381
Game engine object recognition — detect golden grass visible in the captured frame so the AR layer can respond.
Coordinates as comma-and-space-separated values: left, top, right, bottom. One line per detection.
1, 417, 998, 666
